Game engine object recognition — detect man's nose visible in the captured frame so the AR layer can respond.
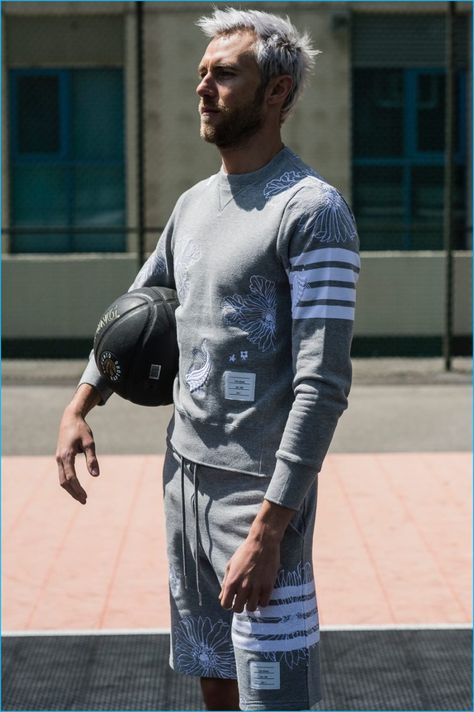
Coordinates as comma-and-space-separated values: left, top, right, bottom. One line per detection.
196, 73, 216, 98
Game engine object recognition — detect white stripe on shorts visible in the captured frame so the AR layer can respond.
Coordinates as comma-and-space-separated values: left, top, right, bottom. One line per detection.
231, 577, 319, 653
233, 606, 318, 637
257, 579, 316, 602
232, 626, 320, 653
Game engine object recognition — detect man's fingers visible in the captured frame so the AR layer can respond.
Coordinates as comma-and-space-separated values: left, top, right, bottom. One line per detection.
232, 585, 251, 613
218, 568, 229, 601
219, 578, 237, 610
257, 587, 273, 608
59, 472, 87, 504
245, 590, 261, 612
62, 469, 87, 503
61, 478, 87, 505
56, 456, 67, 486
84, 440, 100, 477
57, 452, 87, 504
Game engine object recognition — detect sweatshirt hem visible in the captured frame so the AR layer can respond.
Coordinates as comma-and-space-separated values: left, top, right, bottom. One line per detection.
170, 409, 275, 478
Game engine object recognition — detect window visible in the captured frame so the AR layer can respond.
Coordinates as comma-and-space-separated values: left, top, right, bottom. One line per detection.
10, 68, 125, 253
351, 9, 469, 252
353, 67, 467, 250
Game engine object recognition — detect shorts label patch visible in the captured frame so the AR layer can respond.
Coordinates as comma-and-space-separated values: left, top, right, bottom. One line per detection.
249, 661, 280, 690
224, 371, 256, 401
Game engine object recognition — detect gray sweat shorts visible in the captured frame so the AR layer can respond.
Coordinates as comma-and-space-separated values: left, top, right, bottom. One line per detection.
163, 445, 321, 711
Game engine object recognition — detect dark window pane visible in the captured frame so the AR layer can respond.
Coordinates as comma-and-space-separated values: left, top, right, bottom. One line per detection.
10, 165, 70, 252
71, 70, 124, 160
353, 166, 405, 249
11, 165, 68, 225
18, 76, 60, 154
411, 165, 467, 249
417, 74, 445, 153
353, 69, 404, 157
411, 165, 443, 248
73, 166, 125, 251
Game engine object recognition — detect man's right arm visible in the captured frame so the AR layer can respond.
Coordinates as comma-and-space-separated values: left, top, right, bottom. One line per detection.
57, 205, 179, 504
55, 383, 102, 505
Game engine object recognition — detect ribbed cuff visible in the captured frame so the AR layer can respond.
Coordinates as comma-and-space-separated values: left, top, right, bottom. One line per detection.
77, 353, 114, 405
264, 457, 317, 511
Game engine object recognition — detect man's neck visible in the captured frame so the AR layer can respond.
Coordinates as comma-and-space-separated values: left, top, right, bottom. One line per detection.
219, 132, 285, 176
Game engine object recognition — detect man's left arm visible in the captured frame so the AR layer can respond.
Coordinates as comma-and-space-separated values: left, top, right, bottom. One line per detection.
220, 185, 360, 612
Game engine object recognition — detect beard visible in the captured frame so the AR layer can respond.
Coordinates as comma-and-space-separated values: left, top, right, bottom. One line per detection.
200, 84, 266, 149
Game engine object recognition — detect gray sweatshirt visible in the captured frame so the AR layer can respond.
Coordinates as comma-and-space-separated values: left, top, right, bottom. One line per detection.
80, 147, 360, 511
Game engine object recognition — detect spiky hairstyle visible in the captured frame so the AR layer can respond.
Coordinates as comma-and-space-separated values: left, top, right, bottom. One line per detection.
196, 8, 320, 122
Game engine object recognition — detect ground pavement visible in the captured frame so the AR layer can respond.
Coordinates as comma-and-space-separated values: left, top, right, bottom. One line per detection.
2, 358, 472, 710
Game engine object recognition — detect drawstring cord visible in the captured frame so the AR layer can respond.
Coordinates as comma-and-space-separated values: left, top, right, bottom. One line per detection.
180, 458, 188, 590
192, 463, 203, 607
180, 456, 203, 607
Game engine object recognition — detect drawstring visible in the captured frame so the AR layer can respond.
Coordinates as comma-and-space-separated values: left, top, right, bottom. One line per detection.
180, 456, 203, 607
180, 458, 188, 590
192, 463, 203, 607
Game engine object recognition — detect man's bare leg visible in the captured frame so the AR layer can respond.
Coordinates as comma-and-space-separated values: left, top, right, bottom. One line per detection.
200, 677, 240, 710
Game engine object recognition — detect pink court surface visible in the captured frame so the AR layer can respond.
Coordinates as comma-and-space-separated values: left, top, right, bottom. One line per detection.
3, 451, 471, 633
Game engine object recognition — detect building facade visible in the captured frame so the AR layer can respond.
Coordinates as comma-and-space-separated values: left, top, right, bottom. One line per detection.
2, 1, 472, 355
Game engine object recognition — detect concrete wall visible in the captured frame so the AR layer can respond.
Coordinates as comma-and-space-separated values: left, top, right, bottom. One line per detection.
3, 252, 471, 340
3, 2, 472, 349
354, 252, 472, 336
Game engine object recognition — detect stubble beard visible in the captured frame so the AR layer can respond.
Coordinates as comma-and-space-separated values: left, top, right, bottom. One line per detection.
200, 85, 266, 149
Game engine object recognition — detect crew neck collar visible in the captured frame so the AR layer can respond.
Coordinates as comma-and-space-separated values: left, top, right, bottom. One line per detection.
218, 146, 291, 187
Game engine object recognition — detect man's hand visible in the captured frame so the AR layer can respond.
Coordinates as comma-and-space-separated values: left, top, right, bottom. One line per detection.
55, 384, 101, 505
219, 535, 280, 613
219, 499, 296, 613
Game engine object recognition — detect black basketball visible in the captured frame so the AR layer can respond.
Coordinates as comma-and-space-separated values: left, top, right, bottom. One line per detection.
93, 286, 179, 406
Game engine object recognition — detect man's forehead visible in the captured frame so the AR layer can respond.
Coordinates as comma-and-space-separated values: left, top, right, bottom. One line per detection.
199, 30, 258, 68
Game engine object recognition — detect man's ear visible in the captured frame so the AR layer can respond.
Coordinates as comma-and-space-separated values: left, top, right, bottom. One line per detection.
266, 75, 293, 106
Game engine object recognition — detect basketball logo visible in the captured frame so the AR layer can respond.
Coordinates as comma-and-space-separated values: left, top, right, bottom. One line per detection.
99, 351, 122, 382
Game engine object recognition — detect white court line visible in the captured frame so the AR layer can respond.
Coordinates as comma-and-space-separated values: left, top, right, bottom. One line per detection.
2, 628, 172, 637
2, 623, 472, 637
320, 623, 472, 632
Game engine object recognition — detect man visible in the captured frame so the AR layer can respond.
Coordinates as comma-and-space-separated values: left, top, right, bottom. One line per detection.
56, 9, 360, 711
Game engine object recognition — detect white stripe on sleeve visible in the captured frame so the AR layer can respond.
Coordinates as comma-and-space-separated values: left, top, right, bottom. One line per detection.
292, 304, 355, 320
300, 285, 356, 302
290, 247, 360, 270
289, 267, 358, 285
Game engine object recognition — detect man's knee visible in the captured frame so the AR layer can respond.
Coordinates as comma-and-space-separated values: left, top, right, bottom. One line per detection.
200, 676, 240, 711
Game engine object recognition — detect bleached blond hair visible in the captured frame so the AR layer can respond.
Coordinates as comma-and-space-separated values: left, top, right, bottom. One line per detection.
196, 8, 320, 122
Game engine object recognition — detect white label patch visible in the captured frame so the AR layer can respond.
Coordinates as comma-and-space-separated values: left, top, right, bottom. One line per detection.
249, 661, 280, 690
224, 371, 256, 401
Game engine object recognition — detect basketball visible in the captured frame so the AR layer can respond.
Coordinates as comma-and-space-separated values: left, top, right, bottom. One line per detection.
93, 286, 179, 406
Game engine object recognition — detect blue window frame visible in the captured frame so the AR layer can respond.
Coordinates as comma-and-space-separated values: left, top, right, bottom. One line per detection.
10, 68, 126, 253
353, 68, 467, 250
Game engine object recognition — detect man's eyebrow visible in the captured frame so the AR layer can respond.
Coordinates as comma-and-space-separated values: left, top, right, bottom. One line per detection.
198, 61, 239, 73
